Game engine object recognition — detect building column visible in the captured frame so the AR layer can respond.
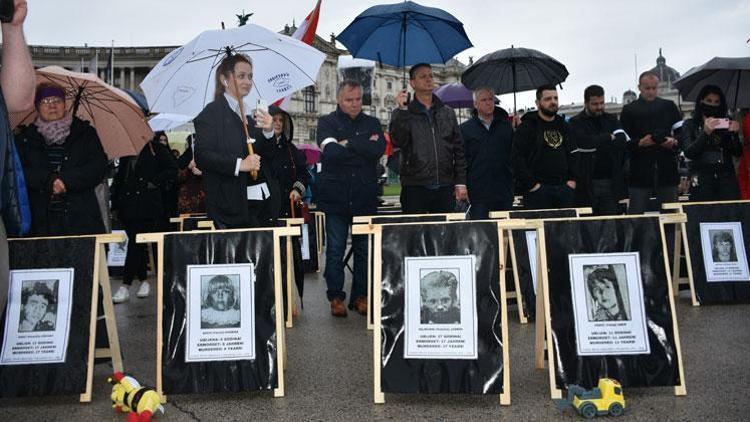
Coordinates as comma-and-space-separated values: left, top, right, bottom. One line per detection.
120, 68, 125, 89
130, 68, 136, 90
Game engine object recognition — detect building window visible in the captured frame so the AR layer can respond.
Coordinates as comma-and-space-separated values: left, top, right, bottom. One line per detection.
387, 81, 393, 90
309, 128, 317, 142
304, 86, 316, 113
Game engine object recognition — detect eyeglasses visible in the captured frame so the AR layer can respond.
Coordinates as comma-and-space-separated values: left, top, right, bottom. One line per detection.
39, 97, 64, 106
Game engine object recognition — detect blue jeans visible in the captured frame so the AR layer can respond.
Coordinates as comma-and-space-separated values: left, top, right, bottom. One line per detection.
324, 213, 368, 303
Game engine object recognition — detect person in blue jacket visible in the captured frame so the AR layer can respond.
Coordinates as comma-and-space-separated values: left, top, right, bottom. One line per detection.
316, 80, 385, 317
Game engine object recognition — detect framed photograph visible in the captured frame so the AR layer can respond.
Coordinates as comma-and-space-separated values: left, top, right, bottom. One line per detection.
106, 230, 128, 267
525, 230, 539, 294
569, 253, 650, 356
404, 255, 478, 360
699, 222, 750, 282
185, 263, 256, 362
0, 268, 75, 365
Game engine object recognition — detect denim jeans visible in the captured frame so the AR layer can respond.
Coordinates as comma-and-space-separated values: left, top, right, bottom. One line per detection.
590, 179, 621, 216
324, 213, 368, 303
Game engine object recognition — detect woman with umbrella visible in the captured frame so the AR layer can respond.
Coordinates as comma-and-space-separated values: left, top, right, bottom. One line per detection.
679, 85, 742, 201
14, 82, 108, 236
193, 53, 274, 229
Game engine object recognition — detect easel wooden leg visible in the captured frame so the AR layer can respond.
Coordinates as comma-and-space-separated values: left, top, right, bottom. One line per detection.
81, 243, 103, 403
366, 233, 374, 330
679, 222, 699, 307
155, 239, 167, 404
658, 221, 688, 396
273, 235, 286, 398
97, 244, 123, 372
537, 227, 562, 399
672, 223, 683, 296
372, 231, 385, 404
507, 232, 528, 324
534, 286, 545, 370
286, 236, 294, 328
498, 227, 511, 406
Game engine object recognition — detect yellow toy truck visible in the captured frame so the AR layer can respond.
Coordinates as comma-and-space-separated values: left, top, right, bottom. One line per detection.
555, 378, 625, 418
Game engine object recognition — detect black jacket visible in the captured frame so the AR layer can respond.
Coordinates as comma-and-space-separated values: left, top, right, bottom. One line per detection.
316, 107, 385, 216
15, 117, 107, 236
266, 107, 309, 218
680, 119, 742, 175
620, 96, 682, 187
569, 110, 628, 202
459, 107, 513, 204
389, 95, 466, 187
194, 96, 274, 228
511, 113, 579, 192
111, 141, 177, 222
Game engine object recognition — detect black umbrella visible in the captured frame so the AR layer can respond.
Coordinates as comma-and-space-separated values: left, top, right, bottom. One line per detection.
461, 46, 569, 112
123, 88, 150, 115
673, 57, 750, 109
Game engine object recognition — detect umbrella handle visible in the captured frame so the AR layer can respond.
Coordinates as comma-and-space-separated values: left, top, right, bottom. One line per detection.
233, 77, 259, 181
290, 197, 296, 219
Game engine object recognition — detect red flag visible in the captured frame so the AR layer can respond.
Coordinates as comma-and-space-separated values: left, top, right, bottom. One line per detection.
274, 0, 322, 110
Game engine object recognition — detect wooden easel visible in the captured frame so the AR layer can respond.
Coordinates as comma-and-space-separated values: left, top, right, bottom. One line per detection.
353, 213, 466, 330
489, 208, 593, 324
8, 233, 125, 402
313, 211, 325, 272
662, 200, 750, 307
169, 214, 209, 231
280, 218, 305, 328
353, 218, 528, 405
532, 214, 688, 399
137, 226, 298, 401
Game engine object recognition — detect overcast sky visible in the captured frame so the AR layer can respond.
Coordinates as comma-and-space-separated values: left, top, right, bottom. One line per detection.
20, 0, 750, 109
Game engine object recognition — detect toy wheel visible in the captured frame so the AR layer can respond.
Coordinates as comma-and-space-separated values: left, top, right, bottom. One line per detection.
609, 403, 624, 416
580, 403, 597, 419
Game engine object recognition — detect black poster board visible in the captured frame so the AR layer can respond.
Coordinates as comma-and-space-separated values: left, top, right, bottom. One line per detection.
379, 221, 506, 396
182, 216, 211, 232
161, 230, 278, 395
541, 216, 684, 392
682, 202, 750, 304
0, 237, 96, 398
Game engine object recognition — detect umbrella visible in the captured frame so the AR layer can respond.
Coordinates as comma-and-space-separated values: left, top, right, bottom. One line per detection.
337, 1, 472, 86
148, 113, 192, 132
461, 46, 569, 111
434, 82, 473, 108
10, 66, 153, 159
673, 56, 750, 109
123, 88, 149, 115
140, 22, 326, 118
297, 143, 321, 165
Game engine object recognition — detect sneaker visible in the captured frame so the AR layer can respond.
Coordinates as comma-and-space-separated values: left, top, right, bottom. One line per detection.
136, 281, 151, 298
112, 286, 130, 304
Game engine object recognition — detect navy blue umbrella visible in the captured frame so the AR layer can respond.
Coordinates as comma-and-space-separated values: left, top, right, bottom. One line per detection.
337, 1, 472, 86
123, 88, 149, 115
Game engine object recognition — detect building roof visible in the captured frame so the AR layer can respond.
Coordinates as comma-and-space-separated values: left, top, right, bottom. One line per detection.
648, 48, 680, 85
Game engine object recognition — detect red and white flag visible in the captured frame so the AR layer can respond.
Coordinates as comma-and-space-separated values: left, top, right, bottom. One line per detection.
274, 0, 322, 110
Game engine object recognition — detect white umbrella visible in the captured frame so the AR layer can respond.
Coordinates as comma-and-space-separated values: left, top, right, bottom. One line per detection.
140, 23, 326, 118
148, 113, 192, 132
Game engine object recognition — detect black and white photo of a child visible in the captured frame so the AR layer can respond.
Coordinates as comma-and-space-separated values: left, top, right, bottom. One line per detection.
201, 275, 241, 329
710, 230, 738, 263
585, 266, 630, 322
420, 270, 461, 324
18, 281, 58, 332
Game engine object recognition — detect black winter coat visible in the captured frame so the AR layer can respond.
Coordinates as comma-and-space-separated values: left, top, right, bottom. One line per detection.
316, 107, 385, 216
620, 96, 682, 187
194, 96, 274, 228
15, 117, 107, 236
111, 141, 177, 222
568, 111, 628, 202
680, 119, 742, 176
389, 95, 467, 187
459, 107, 513, 204
266, 108, 309, 218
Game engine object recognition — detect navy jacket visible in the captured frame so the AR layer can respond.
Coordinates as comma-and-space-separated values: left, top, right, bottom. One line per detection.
315, 107, 385, 216
459, 107, 513, 204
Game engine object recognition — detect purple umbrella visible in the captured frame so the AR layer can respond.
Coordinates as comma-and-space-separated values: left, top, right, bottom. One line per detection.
434, 82, 474, 108
297, 143, 321, 165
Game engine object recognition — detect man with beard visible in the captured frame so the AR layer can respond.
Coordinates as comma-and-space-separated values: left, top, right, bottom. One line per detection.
201, 275, 241, 329
420, 271, 460, 324
512, 84, 579, 209
619, 72, 682, 214
569, 85, 628, 215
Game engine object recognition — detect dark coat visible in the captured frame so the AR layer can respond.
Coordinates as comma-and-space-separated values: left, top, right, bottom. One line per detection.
193, 96, 274, 228
568, 110, 628, 202
111, 141, 177, 222
15, 117, 107, 236
620, 96, 682, 187
680, 119, 742, 175
315, 106, 385, 216
267, 107, 309, 218
389, 95, 467, 186
459, 107, 513, 204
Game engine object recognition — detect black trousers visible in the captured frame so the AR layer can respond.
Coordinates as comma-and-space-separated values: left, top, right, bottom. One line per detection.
691, 171, 740, 202
400, 185, 455, 214
122, 219, 157, 285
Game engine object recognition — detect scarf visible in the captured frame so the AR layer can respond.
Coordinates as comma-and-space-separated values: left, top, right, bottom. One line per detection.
34, 115, 73, 146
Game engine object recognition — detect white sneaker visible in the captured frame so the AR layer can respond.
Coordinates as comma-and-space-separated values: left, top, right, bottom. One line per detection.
136, 281, 151, 298
112, 285, 130, 304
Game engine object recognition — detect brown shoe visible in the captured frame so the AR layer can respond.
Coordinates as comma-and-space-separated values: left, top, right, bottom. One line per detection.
330, 298, 347, 317
352, 296, 368, 316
